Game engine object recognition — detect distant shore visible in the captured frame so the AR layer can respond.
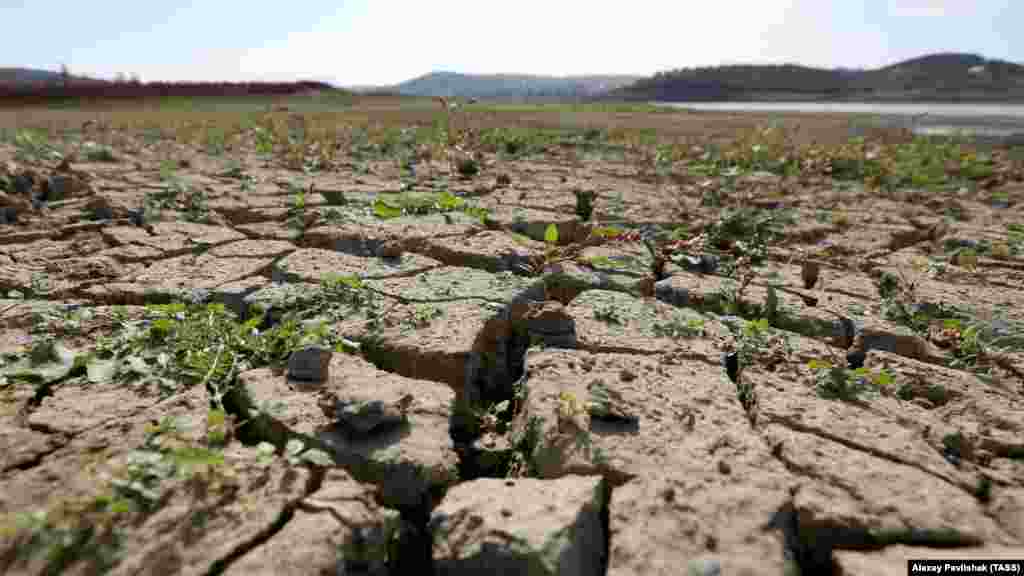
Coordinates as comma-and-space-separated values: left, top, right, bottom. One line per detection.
656, 101, 1024, 145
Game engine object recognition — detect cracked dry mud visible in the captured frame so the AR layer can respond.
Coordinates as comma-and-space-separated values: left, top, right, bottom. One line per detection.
1, 120, 1024, 576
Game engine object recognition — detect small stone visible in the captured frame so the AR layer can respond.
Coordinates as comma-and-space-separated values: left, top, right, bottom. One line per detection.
722, 351, 740, 384
287, 345, 333, 382
661, 486, 676, 503
45, 174, 77, 201
698, 254, 719, 274
654, 278, 689, 307
0, 206, 16, 224
619, 368, 636, 382
331, 395, 413, 435
12, 172, 34, 195
717, 460, 732, 475
846, 349, 866, 370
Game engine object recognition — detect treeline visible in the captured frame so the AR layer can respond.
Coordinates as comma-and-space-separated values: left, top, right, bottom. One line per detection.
610, 53, 1024, 102
0, 80, 336, 104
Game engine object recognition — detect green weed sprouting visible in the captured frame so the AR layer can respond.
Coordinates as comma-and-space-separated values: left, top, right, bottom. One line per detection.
808, 359, 893, 401
12, 128, 62, 162
652, 314, 706, 339
370, 190, 490, 223
82, 142, 118, 163
593, 304, 623, 325
574, 189, 596, 221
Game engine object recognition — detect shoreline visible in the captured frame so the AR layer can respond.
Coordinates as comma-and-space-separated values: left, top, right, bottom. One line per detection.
656, 101, 1024, 144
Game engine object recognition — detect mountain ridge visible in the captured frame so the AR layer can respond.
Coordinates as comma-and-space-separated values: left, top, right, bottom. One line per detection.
389, 71, 643, 100
609, 52, 1024, 102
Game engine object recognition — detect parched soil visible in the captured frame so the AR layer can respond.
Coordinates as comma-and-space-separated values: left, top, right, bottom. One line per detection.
1, 101, 1023, 575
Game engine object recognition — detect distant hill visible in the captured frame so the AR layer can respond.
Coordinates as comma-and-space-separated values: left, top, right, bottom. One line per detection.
0, 67, 67, 85
391, 72, 642, 100
0, 68, 338, 103
609, 53, 1024, 102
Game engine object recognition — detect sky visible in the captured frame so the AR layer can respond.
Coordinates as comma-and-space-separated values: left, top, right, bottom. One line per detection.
1, 0, 1020, 87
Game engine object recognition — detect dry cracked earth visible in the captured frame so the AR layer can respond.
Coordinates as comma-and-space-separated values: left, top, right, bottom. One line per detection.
1, 123, 1023, 576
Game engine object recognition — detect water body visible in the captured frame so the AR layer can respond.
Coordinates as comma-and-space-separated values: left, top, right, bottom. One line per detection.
656, 102, 1024, 141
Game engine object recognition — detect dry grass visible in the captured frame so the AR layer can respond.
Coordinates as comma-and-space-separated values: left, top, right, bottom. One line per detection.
0, 92, 908, 151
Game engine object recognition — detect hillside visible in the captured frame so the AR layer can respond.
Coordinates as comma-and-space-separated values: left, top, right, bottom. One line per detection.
610, 53, 1024, 102
0, 70, 338, 103
392, 71, 642, 100
0, 68, 65, 85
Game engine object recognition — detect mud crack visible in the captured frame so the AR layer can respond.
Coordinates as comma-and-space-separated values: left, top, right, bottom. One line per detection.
202, 467, 325, 576
763, 414, 978, 496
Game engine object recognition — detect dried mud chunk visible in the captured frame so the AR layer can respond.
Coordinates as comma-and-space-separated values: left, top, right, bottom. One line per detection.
521, 300, 576, 348
319, 392, 415, 435
287, 345, 333, 382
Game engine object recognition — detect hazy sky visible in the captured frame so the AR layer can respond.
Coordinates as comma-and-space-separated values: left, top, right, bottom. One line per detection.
2, 0, 1019, 86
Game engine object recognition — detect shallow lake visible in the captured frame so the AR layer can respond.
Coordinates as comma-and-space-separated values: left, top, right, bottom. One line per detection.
656, 101, 1024, 140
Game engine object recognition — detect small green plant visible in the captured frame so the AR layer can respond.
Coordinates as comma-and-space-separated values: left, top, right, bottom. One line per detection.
593, 304, 623, 325
1007, 224, 1024, 255
1, 504, 124, 574
404, 304, 443, 329
29, 272, 53, 297
206, 409, 230, 446
574, 189, 596, 221
808, 359, 893, 401
554, 391, 608, 466
286, 183, 308, 238
370, 190, 489, 222
734, 318, 771, 365
204, 127, 226, 155
455, 156, 479, 177
273, 439, 334, 467
82, 142, 117, 163
183, 188, 209, 223
606, 191, 626, 218
158, 159, 178, 181
253, 126, 275, 155
652, 314, 706, 339
13, 128, 61, 162
544, 223, 559, 245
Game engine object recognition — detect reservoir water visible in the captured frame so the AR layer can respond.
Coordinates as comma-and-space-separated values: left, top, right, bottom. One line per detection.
656, 102, 1024, 140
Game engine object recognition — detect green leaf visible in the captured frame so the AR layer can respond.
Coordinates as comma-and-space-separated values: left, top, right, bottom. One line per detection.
87, 358, 120, 383
437, 191, 464, 211
2, 341, 80, 383
108, 498, 134, 514
300, 449, 333, 467
373, 198, 403, 219
207, 409, 226, 428
544, 223, 559, 244
876, 371, 894, 387
591, 226, 623, 239
171, 446, 225, 469
807, 359, 831, 371
124, 355, 152, 377
285, 438, 304, 457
